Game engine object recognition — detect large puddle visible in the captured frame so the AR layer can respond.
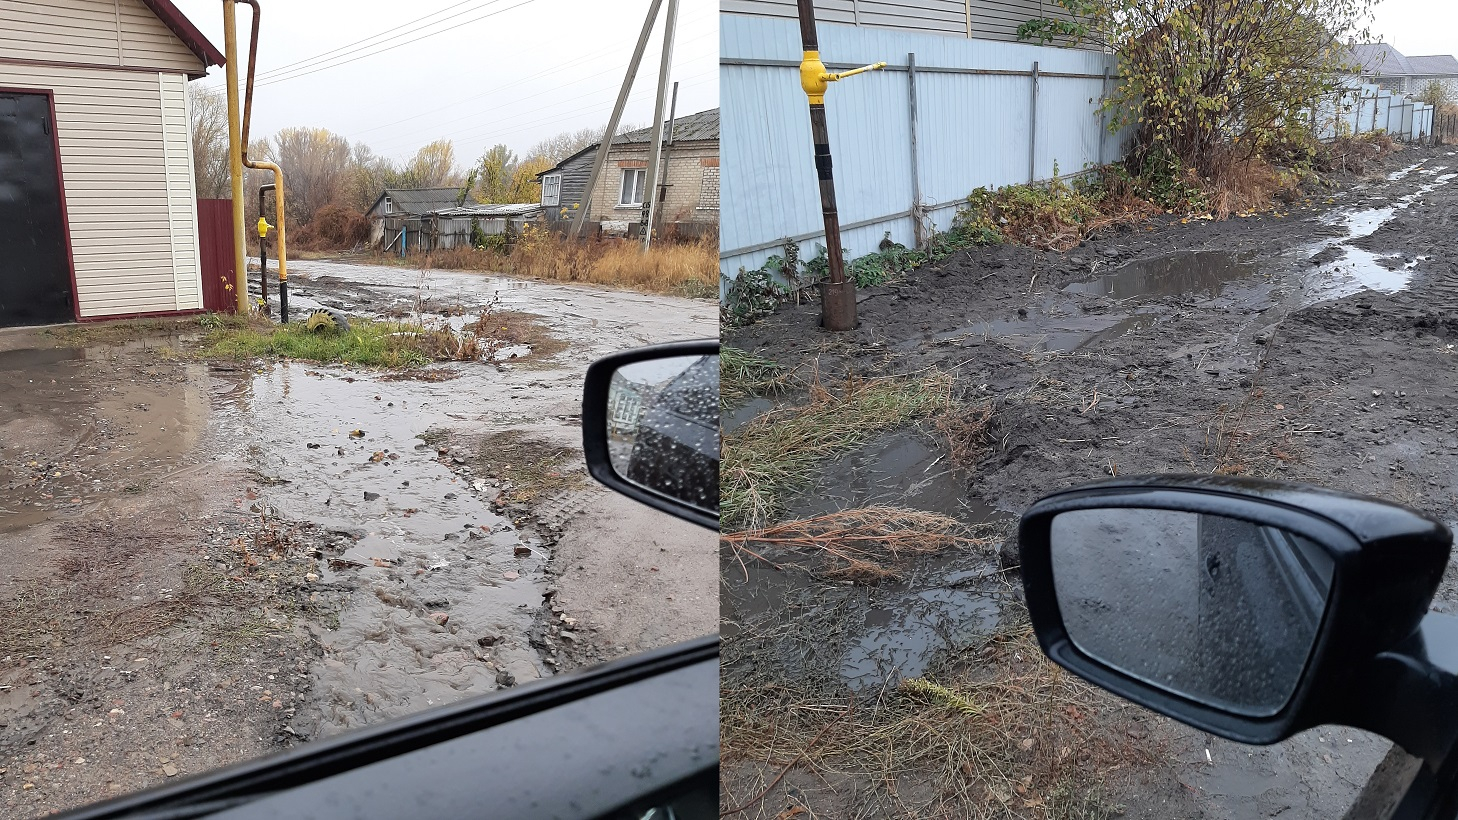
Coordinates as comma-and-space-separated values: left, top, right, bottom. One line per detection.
211, 364, 548, 736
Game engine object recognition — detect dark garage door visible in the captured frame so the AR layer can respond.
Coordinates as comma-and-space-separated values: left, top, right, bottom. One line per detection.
0, 91, 73, 326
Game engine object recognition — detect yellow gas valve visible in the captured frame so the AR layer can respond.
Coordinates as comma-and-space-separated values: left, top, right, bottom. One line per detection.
257, 216, 273, 238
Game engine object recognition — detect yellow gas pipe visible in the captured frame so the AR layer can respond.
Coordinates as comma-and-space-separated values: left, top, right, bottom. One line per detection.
222, 0, 289, 321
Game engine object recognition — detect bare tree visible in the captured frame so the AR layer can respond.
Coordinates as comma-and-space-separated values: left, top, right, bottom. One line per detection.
188, 83, 230, 199
257, 127, 354, 225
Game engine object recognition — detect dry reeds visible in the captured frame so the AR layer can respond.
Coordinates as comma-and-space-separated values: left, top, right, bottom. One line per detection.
723, 506, 991, 583
412, 226, 717, 297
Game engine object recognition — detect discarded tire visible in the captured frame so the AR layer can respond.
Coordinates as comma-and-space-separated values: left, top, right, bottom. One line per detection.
305, 308, 351, 333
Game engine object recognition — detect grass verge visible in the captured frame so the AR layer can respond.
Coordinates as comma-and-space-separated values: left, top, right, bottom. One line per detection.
43, 313, 250, 347
721, 372, 954, 529
194, 308, 565, 369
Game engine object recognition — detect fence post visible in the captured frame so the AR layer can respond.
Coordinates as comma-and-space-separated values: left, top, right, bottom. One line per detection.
1098, 65, 1110, 165
1029, 61, 1040, 183
908, 51, 924, 248
1372, 95, 1379, 133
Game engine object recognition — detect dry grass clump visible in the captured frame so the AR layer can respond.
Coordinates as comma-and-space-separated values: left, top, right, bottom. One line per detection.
721, 346, 792, 408
1319, 132, 1400, 176
723, 506, 992, 583
721, 371, 955, 528
720, 607, 1154, 819
1205, 153, 1302, 219
936, 403, 996, 468
408, 226, 717, 298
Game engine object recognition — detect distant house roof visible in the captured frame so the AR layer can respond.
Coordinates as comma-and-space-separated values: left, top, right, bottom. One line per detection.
1348, 43, 1414, 76
536, 108, 720, 179
429, 203, 543, 218
619, 108, 719, 144
141, 0, 225, 70
1347, 44, 1458, 78
1407, 55, 1458, 76
367, 187, 464, 217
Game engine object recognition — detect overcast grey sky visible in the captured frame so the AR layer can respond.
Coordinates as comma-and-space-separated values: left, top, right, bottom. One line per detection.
173, 0, 717, 165
1369, 0, 1458, 56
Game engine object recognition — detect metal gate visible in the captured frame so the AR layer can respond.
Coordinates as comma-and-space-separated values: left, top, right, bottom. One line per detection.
0, 91, 74, 326
197, 198, 236, 313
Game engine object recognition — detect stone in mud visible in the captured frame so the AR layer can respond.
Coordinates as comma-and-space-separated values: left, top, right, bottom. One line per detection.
477, 631, 501, 647
363, 491, 381, 501
429, 612, 449, 626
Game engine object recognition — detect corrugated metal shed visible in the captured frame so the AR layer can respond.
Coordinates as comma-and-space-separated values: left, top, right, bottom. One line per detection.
429, 203, 543, 218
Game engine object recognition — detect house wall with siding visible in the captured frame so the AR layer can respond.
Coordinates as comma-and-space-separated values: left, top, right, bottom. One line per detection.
1, 0, 200, 72
542, 150, 595, 224
0, 3, 206, 319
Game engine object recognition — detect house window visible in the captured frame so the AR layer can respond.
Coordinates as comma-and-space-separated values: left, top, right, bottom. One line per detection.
384, 196, 392, 214
619, 168, 646, 207
542, 174, 562, 206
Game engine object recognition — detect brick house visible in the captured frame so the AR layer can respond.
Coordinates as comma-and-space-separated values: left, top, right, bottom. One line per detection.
538, 108, 718, 238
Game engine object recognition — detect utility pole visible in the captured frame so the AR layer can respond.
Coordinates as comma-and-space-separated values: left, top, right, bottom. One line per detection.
795, 0, 884, 331
572, 0, 664, 239
652, 81, 679, 240
640, 0, 680, 250
222, 0, 248, 314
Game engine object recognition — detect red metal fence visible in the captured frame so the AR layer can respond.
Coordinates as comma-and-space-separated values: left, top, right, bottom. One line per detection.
197, 198, 235, 313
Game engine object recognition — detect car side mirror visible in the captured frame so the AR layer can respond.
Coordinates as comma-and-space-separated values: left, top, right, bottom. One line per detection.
1019, 475, 1450, 748
581, 340, 719, 531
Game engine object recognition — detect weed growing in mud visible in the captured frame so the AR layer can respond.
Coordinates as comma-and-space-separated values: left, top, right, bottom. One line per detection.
465, 429, 584, 504
720, 601, 1157, 820
721, 371, 954, 528
721, 347, 791, 407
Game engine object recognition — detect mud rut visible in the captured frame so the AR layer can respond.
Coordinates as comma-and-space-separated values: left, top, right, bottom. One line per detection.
0, 264, 714, 816
723, 144, 1458, 819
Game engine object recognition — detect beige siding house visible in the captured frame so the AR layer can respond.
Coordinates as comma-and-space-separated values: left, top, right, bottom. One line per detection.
0, 0, 222, 324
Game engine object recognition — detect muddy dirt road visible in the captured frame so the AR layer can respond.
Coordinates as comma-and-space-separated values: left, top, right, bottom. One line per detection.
0, 263, 714, 817
723, 144, 1458, 818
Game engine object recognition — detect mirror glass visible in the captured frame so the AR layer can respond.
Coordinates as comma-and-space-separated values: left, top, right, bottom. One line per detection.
1050, 508, 1334, 717
605, 354, 719, 514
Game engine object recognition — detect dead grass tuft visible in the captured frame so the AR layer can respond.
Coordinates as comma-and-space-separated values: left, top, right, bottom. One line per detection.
936, 403, 996, 468
723, 506, 992, 583
721, 370, 955, 528
400, 227, 716, 298
720, 605, 1155, 819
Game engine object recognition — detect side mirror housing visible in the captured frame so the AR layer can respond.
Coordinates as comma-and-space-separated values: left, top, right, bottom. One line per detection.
581, 340, 719, 531
1019, 475, 1450, 747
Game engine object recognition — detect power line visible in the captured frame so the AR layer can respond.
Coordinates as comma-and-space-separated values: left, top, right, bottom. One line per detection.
200, 0, 499, 91
354, 31, 717, 148
252, 0, 496, 82
368, 60, 715, 155
257, 0, 538, 87
372, 65, 715, 160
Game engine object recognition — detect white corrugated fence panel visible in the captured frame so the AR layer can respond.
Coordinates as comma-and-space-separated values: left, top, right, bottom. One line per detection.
721, 13, 1119, 281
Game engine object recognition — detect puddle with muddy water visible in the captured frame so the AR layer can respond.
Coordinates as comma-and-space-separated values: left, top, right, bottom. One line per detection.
208, 362, 553, 736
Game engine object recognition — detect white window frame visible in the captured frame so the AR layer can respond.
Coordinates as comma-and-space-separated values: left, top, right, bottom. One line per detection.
542, 174, 562, 206
384, 196, 392, 214
618, 168, 646, 207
